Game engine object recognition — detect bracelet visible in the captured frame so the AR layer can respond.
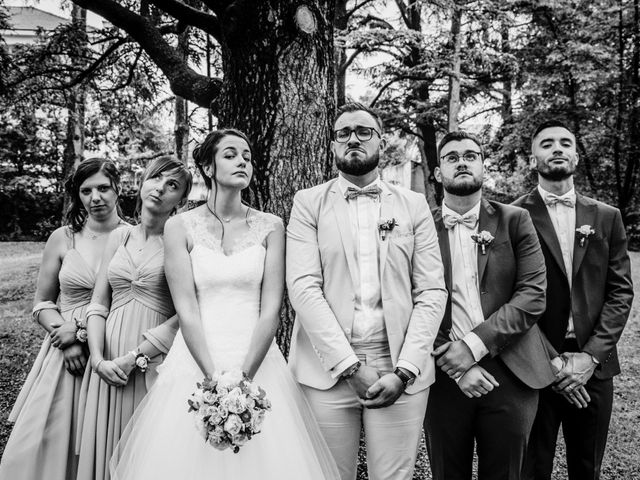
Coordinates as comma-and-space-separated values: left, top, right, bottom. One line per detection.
94, 359, 105, 372
86, 303, 109, 319
128, 349, 151, 373
32, 301, 59, 322
75, 318, 88, 343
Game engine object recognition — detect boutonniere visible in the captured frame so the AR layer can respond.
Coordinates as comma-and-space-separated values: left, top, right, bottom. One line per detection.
576, 225, 595, 247
378, 218, 398, 241
471, 230, 495, 254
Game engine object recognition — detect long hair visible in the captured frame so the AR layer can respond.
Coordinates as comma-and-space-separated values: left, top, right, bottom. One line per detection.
192, 129, 253, 242
134, 156, 193, 219
64, 158, 121, 233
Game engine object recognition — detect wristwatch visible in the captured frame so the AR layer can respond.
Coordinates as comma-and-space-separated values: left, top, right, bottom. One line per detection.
394, 367, 416, 388
341, 361, 361, 380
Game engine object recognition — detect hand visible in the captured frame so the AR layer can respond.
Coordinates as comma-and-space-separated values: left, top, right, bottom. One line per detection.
95, 359, 128, 386
433, 340, 476, 380
62, 343, 87, 376
50, 322, 78, 349
560, 385, 591, 409
457, 365, 499, 398
550, 355, 565, 376
362, 373, 405, 409
345, 364, 381, 399
112, 353, 136, 377
552, 352, 597, 394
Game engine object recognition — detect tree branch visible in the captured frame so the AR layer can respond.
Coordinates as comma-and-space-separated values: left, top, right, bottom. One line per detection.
70, 0, 222, 110
148, 0, 221, 40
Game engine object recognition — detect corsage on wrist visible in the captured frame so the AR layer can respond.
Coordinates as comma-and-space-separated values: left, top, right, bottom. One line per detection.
128, 349, 151, 373
75, 318, 88, 343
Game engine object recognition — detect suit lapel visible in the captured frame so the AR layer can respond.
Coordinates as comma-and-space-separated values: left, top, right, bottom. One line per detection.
572, 194, 596, 278
525, 190, 568, 278
433, 208, 452, 334
477, 198, 498, 283
329, 184, 359, 289
378, 187, 394, 279
433, 208, 452, 290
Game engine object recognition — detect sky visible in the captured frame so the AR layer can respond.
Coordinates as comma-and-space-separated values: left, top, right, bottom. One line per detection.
5, 0, 104, 28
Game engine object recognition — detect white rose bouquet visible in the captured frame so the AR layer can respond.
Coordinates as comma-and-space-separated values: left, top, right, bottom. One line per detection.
187, 370, 271, 453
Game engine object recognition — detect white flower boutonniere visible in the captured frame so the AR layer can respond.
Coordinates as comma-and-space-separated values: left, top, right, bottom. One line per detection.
378, 218, 399, 241
576, 225, 595, 247
471, 230, 495, 255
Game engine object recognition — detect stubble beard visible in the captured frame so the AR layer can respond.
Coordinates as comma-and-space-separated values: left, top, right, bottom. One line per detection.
442, 175, 483, 196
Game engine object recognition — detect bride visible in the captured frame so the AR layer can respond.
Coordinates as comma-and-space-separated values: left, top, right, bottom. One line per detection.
110, 129, 339, 479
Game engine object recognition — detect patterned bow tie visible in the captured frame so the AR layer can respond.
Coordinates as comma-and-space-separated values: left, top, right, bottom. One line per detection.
544, 193, 576, 208
443, 213, 478, 229
344, 185, 382, 201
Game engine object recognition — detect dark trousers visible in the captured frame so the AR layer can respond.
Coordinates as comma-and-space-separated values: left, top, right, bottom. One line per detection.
522, 375, 613, 480
425, 357, 539, 480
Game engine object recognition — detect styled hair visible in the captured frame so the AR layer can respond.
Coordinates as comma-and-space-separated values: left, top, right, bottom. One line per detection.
192, 128, 253, 190
191, 128, 253, 243
64, 158, 121, 233
334, 102, 384, 132
531, 120, 573, 143
135, 156, 193, 218
437, 131, 484, 163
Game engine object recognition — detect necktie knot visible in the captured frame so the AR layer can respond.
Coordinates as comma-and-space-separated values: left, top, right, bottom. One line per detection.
344, 185, 382, 201
544, 193, 576, 208
443, 213, 478, 230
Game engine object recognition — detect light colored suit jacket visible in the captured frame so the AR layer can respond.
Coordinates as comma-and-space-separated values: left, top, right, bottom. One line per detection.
286, 178, 447, 394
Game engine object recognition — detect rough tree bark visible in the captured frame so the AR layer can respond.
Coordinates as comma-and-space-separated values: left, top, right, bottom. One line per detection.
174, 26, 190, 165
447, 1, 462, 131
70, 0, 336, 354
61, 5, 88, 217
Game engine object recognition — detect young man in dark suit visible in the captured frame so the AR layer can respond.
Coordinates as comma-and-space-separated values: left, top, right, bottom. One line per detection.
425, 131, 556, 480
514, 120, 634, 480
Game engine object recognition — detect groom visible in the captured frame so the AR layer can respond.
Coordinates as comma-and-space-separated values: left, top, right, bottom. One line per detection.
287, 102, 447, 480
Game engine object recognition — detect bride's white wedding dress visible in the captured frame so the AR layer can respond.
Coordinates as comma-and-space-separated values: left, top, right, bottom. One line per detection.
110, 209, 339, 480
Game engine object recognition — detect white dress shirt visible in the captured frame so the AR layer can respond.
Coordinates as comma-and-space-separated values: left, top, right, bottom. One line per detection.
331, 174, 419, 378
538, 185, 576, 338
442, 201, 489, 362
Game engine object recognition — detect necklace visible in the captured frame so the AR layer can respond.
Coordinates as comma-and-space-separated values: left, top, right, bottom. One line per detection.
85, 228, 107, 240
206, 202, 241, 223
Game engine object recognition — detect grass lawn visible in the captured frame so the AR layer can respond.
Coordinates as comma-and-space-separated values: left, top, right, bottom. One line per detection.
0, 242, 639, 478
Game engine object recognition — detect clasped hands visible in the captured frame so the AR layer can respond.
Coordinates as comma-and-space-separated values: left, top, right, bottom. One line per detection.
94, 353, 137, 387
49, 321, 87, 376
432, 341, 499, 398
345, 365, 405, 409
550, 352, 595, 409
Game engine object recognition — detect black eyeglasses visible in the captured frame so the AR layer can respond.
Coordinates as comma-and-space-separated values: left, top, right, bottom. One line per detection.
440, 151, 482, 164
334, 126, 381, 143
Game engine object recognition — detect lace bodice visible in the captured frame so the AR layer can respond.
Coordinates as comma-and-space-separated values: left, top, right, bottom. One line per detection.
174, 207, 282, 370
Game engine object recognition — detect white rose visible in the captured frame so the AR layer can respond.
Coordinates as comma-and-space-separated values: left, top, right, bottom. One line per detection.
223, 413, 243, 436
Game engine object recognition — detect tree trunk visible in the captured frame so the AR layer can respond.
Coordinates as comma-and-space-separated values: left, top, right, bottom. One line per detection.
418, 121, 441, 207
334, 0, 347, 107
448, 3, 462, 131
175, 27, 190, 165
61, 5, 87, 219
217, 1, 336, 355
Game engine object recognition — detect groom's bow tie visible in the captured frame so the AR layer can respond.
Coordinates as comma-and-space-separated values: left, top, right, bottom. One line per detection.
443, 213, 478, 230
344, 185, 382, 201
544, 192, 576, 208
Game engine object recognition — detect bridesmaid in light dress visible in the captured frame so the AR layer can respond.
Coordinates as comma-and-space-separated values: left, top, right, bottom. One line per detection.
0, 158, 127, 480
76, 156, 192, 480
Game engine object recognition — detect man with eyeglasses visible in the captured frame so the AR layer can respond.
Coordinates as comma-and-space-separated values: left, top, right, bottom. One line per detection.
425, 131, 555, 480
286, 102, 447, 480
514, 121, 633, 480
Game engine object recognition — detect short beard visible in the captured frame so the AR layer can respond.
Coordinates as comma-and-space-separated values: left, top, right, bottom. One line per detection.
442, 177, 483, 196
335, 150, 379, 176
537, 168, 574, 182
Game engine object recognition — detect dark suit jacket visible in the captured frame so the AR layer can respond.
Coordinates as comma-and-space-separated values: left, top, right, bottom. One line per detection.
513, 190, 633, 379
433, 198, 556, 389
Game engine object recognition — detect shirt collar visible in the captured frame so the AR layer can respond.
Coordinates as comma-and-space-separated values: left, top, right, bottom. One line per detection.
537, 184, 576, 201
337, 173, 383, 196
442, 199, 482, 219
